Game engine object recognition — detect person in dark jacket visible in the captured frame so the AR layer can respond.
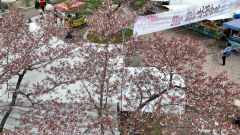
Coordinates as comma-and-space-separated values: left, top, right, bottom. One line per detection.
35, 0, 40, 9
222, 43, 232, 66
65, 32, 73, 39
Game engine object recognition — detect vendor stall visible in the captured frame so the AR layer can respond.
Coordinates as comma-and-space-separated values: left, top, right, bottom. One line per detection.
164, 0, 235, 40
56, 0, 85, 11
223, 19, 240, 52
183, 20, 224, 40
56, 0, 87, 28
64, 15, 87, 28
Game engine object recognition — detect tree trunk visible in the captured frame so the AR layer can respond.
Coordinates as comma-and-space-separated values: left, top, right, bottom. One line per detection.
0, 70, 26, 132
24, 0, 30, 7
0, 0, 3, 13
99, 77, 104, 134
99, 53, 109, 135
0, 92, 17, 132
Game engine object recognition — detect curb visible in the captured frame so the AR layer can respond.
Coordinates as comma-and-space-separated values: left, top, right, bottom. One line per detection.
0, 12, 8, 16
17, 6, 35, 10
83, 29, 88, 40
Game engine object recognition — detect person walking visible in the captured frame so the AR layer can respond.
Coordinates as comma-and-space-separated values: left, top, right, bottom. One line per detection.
35, 0, 40, 9
39, 0, 45, 12
65, 31, 73, 39
222, 43, 232, 66
53, 8, 59, 23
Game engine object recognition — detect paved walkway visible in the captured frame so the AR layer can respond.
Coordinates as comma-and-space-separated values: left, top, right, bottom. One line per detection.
19, 7, 42, 20
141, 26, 240, 82
164, 27, 240, 82
1, 0, 58, 20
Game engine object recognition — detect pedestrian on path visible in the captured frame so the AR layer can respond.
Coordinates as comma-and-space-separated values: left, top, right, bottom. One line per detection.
35, 0, 40, 9
53, 8, 59, 23
39, 0, 45, 12
65, 32, 73, 39
222, 43, 232, 66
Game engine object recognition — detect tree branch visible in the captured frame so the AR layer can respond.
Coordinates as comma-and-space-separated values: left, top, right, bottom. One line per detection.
137, 89, 167, 110
17, 91, 34, 106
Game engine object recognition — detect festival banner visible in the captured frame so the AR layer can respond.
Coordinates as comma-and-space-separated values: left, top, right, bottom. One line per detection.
134, 0, 240, 36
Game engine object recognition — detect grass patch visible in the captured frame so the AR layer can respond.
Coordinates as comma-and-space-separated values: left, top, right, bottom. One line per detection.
87, 34, 107, 44
133, 0, 149, 11
118, 112, 163, 135
113, 28, 133, 44
77, 10, 94, 15
87, 28, 133, 44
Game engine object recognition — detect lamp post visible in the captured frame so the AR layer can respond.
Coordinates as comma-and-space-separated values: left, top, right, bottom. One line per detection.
120, 29, 125, 111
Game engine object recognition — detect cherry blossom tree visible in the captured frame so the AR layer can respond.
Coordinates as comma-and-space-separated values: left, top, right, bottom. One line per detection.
87, 0, 137, 43
116, 0, 153, 14
121, 33, 240, 134
0, 1, 135, 134
11, 32, 240, 134
0, 8, 76, 133
17, 43, 129, 134
1, 3, 240, 135
12, 1, 136, 134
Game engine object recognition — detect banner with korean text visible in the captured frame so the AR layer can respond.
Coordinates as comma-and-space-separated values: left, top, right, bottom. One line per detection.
134, 0, 240, 36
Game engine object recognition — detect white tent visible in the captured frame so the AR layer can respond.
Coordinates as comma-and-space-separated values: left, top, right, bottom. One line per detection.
163, 5, 191, 10
208, 13, 234, 21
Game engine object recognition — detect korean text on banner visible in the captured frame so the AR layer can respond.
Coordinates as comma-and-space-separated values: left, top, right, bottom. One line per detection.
134, 0, 240, 36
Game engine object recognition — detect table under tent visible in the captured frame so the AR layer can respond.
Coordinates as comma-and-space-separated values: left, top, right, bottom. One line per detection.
222, 19, 240, 52
56, 0, 87, 28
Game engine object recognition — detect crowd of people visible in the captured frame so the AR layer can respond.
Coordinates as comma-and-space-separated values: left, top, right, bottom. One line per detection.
34, 0, 73, 39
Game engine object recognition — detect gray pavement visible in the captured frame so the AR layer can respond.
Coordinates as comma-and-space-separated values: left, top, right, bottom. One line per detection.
19, 0, 58, 20
1, 0, 58, 20
141, 26, 240, 82
19, 7, 42, 20
163, 27, 240, 82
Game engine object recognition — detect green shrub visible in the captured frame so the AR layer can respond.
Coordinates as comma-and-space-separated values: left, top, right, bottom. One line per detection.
112, 0, 120, 5
86, 5, 96, 10
114, 6, 120, 11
